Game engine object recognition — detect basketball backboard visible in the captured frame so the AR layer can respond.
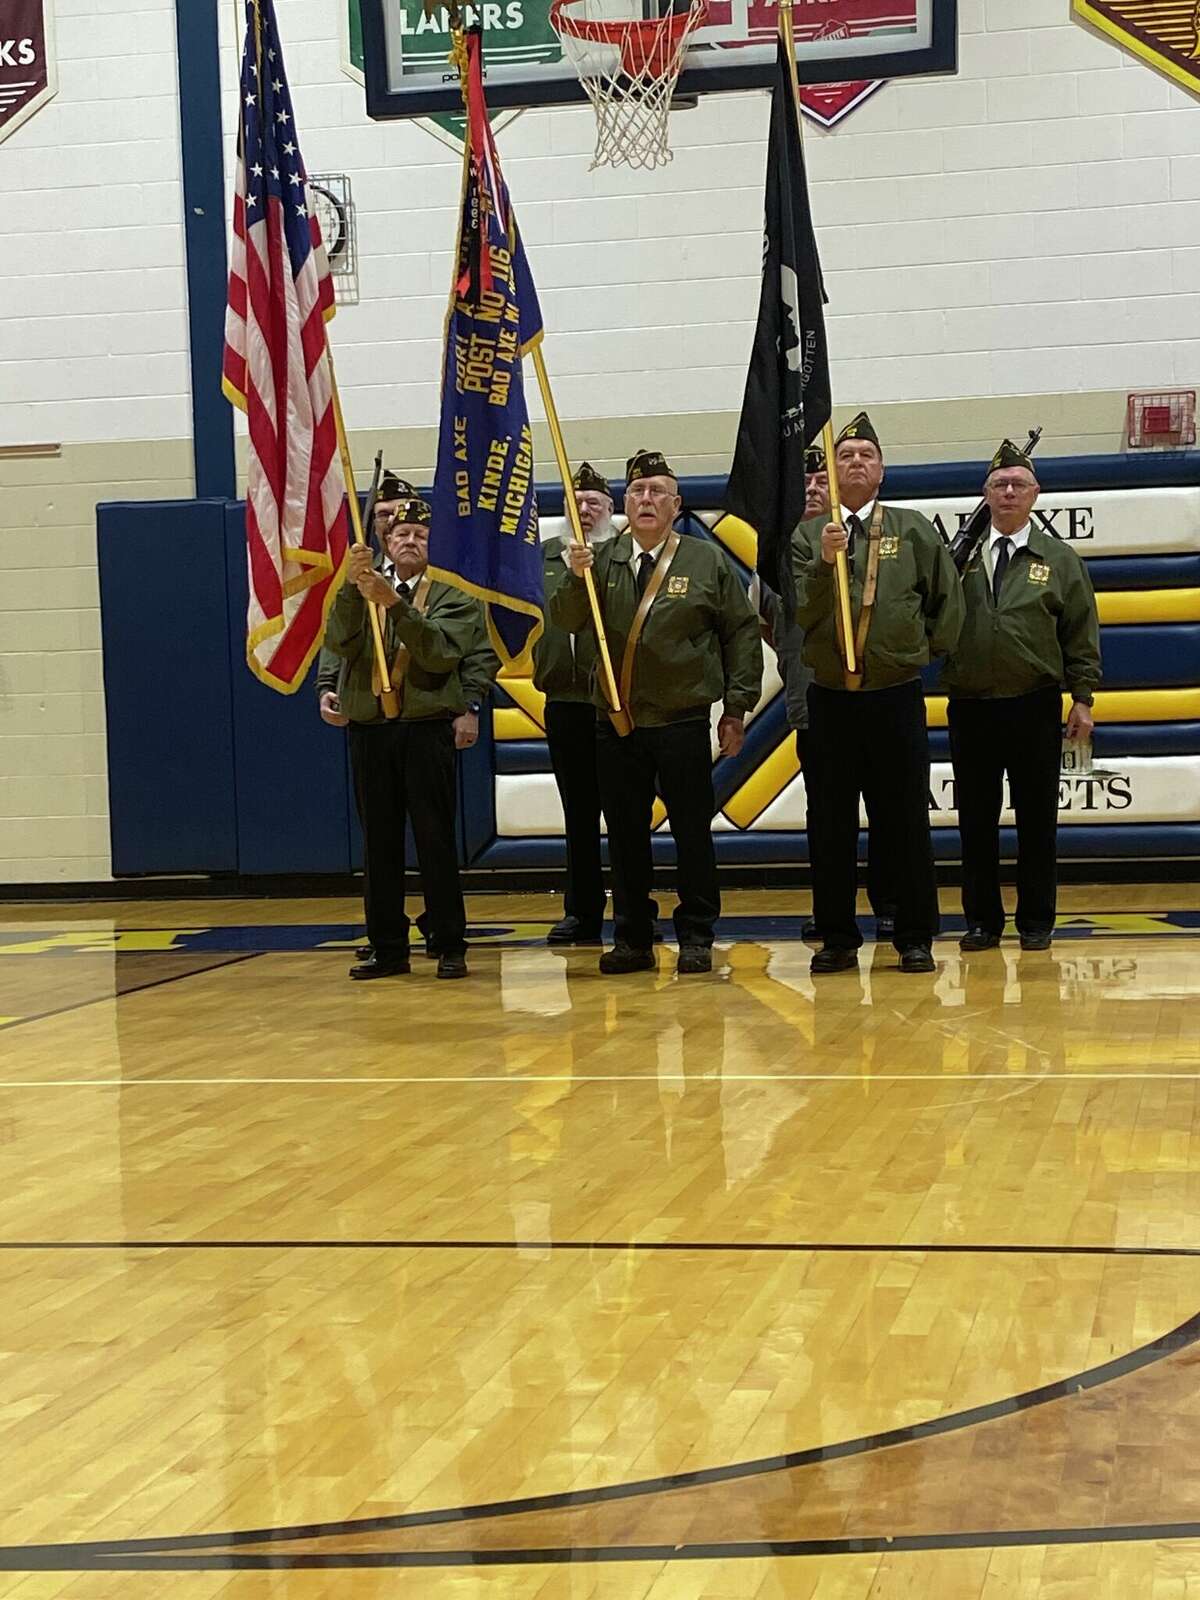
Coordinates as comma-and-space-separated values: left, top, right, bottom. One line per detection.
361, 0, 957, 120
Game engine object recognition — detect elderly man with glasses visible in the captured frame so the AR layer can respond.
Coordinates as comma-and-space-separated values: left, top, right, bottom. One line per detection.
944, 439, 1101, 953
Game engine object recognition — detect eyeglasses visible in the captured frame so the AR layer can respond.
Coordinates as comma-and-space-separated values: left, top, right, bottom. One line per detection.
626, 484, 676, 502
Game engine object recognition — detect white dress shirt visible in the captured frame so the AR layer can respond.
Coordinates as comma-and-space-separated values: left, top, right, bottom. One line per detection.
985, 522, 1031, 583
628, 536, 668, 581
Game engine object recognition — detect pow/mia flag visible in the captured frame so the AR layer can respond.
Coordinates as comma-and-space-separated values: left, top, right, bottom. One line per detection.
724, 36, 830, 593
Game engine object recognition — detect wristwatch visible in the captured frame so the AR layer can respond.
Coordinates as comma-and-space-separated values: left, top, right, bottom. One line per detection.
466, 700, 482, 715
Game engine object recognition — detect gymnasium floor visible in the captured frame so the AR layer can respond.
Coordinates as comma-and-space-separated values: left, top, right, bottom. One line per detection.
2, 886, 1200, 1597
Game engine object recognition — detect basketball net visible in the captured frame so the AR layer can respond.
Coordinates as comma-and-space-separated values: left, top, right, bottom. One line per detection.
550, 0, 708, 170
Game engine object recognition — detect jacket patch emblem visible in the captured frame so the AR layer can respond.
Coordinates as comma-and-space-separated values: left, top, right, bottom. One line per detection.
665, 575, 690, 596
878, 535, 901, 559
1028, 562, 1051, 585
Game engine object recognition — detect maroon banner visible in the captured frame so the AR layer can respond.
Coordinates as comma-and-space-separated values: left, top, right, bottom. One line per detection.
0, 0, 55, 145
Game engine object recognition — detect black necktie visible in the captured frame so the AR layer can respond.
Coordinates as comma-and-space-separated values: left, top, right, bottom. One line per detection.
395, 579, 411, 603
992, 539, 1010, 604
637, 551, 656, 596
845, 514, 863, 561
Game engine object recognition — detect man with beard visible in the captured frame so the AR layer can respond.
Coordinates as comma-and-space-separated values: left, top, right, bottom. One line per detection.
534, 462, 616, 946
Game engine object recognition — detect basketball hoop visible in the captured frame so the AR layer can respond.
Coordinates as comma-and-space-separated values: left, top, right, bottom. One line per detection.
550, 0, 708, 170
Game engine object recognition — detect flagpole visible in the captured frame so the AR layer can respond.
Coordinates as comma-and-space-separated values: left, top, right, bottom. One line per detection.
326, 355, 399, 720
778, 0, 856, 677
529, 346, 627, 729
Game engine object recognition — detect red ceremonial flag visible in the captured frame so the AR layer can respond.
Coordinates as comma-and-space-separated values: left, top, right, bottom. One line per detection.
222, 0, 348, 693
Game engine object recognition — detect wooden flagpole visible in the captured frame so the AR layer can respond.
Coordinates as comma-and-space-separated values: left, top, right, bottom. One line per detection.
327, 361, 399, 720
777, 0, 856, 677
529, 346, 627, 730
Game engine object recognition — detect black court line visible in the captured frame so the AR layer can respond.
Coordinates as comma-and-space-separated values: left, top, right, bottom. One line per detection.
2, 1238, 1200, 1257
0, 953, 264, 1033
14, 1524, 1200, 1568
2, 1308, 1199, 1570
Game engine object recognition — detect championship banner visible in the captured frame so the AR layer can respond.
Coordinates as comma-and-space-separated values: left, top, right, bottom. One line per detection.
0, 0, 56, 145
1073, 0, 1200, 99
429, 28, 546, 664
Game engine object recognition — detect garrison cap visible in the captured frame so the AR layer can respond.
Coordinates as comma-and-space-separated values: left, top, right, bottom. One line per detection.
378, 471, 431, 527
986, 438, 1036, 479
834, 412, 881, 452
572, 461, 612, 498
804, 442, 826, 475
625, 448, 677, 485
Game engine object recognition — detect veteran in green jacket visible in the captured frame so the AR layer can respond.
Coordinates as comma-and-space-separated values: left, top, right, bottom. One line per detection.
791, 412, 965, 976
944, 439, 1101, 953
532, 462, 613, 946
321, 475, 499, 983
552, 448, 763, 976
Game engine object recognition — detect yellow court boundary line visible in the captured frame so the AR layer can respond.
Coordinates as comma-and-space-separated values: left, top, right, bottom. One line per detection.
2, 1073, 1200, 1087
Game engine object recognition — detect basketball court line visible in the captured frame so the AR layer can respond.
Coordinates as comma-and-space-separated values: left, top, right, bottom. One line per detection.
2, 1300, 1196, 1570
0, 1239, 1198, 1256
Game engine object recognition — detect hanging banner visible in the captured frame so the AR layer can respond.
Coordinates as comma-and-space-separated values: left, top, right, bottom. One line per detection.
0, 0, 55, 145
1073, 1, 1200, 100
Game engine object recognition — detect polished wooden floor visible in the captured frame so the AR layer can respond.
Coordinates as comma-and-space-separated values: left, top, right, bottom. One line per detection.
2, 887, 1200, 1596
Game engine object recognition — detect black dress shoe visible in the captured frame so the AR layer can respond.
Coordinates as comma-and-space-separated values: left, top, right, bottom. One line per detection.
1019, 930, 1053, 951
350, 953, 410, 980
547, 916, 603, 946
959, 927, 1001, 951
599, 943, 655, 975
811, 947, 858, 975
899, 945, 936, 973
437, 952, 469, 979
801, 918, 820, 941
677, 945, 712, 974
875, 916, 895, 940
356, 944, 374, 961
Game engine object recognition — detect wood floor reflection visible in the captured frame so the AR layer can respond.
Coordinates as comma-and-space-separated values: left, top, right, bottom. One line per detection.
1, 892, 1200, 1596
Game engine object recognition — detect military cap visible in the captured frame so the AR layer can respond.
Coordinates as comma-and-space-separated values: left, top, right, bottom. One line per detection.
625, 448, 677, 485
834, 412, 881, 452
804, 442, 826, 475
572, 461, 612, 498
986, 438, 1036, 478
378, 470, 431, 527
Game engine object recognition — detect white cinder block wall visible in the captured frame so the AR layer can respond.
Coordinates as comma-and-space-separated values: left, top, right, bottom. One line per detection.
2, 0, 1199, 884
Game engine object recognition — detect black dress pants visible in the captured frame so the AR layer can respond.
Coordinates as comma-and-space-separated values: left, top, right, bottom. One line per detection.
796, 728, 897, 922
948, 686, 1062, 937
545, 699, 605, 926
596, 717, 718, 951
805, 680, 939, 953
348, 718, 466, 959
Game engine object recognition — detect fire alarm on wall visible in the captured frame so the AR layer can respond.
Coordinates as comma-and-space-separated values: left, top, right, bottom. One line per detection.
1126, 390, 1196, 450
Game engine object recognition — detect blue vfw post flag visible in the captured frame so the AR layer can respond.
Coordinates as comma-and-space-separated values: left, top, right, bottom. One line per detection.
429, 28, 545, 664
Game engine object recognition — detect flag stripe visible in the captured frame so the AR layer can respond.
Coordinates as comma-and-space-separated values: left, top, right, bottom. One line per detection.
221, 0, 348, 696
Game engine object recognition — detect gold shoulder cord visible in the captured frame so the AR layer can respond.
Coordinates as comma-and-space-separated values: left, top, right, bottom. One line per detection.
371, 572, 434, 700
615, 530, 682, 731
843, 501, 885, 692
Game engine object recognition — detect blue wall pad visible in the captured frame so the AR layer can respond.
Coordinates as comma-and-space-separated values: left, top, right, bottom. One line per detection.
1087, 555, 1200, 591
99, 500, 238, 874
221, 507, 354, 875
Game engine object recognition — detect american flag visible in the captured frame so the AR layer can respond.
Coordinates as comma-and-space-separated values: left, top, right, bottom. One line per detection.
222, 0, 348, 694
